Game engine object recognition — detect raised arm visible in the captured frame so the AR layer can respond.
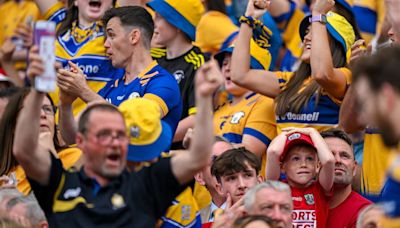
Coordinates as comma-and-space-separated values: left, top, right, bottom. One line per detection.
266, 132, 288, 180
339, 86, 365, 133
310, 0, 349, 100
33, 0, 58, 15
171, 60, 223, 184
13, 47, 52, 185
230, 0, 280, 98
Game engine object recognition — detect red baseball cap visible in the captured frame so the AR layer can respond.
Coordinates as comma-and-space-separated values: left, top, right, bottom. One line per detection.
280, 132, 316, 161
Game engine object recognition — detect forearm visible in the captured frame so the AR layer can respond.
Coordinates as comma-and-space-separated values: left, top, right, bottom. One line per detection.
310, 21, 334, 81
310, 131, 334, 166
13, 90, 43, 161
266, 151, 281, 180
34, 0, 57, 15
58, 103, 77, 145
231, 24, 253, 85
80, 88, 105, 103
173, 115, 195, 142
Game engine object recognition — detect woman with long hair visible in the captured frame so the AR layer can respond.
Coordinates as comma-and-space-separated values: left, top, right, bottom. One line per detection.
0, 89, 81, 195
231, 0, 355, 133
33, 0, 121, 116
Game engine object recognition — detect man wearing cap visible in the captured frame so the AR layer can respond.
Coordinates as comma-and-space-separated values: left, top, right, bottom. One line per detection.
13, 52, 224, 228
57, 6, 182, 143
266, 127, 335, 227
320, 129, 371, 228
147, 0, 207, 150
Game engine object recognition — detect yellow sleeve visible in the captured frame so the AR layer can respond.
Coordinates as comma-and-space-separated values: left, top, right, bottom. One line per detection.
195, 11, 238, 54
58, 147, 83, 170
275, 71, 295, 90
243, 96, 277, 146
143, 93, 169, 117
42, 2, 65, 21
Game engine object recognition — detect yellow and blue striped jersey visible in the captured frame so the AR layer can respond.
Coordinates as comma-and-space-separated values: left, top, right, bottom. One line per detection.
160, 187, 202, 228
98, 61, 182, 135
353, 0, 385, 44
44, 2, 124, 116
361, 128, 393, 197
213, 92, 276, 146
195, 11, 238, 55
275, 68, 351, 132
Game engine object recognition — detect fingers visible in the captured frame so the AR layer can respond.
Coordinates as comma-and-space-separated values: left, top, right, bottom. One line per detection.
68, 61, 84, 74
27, 48, 44, 78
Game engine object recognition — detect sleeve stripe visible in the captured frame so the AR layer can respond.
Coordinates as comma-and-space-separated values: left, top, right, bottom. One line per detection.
143, 93, 169, 117
188, 107, 197, 115
243, 128, 272, 146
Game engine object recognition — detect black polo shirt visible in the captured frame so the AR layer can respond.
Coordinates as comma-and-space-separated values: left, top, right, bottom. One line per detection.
29, 155, 188, 227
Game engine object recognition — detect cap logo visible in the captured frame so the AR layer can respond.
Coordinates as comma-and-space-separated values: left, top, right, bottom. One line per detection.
288, 133, 301, 141
130, 126, 140, 138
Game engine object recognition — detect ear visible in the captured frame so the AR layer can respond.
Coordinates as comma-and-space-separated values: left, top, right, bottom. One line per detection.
194, 172, 205, 186
380, 83, 397, 113
215, 182, 225, 197
280, 162, 286, 175
257, 175, 264, 183
352, 160, 358, 177
129, 28, 141, 46
316, 161, 321, 173
75, 132, 85, 149
74, 0, 78, 7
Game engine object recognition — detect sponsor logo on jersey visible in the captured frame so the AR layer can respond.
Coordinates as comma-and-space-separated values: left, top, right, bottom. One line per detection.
63, 187, 81, 199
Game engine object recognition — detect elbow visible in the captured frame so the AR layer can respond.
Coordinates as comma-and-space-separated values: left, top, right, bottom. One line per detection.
13, 145, 27, 163
321, 156, 335, 167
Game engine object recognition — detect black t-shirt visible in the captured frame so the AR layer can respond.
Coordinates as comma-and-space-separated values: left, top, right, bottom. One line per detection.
29, 155, 187, 228
152, 46, 208, 149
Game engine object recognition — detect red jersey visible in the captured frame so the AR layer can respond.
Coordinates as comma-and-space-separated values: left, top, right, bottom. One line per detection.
291, 181, 330, 228
327, 191, 372, 228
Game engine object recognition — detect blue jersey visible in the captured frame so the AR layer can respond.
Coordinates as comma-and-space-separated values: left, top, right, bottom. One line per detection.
99, 61, 182, 135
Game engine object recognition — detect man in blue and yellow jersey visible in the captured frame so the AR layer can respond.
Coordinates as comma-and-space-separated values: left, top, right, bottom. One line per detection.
352, 46, 400, 227
57, 6, 182, 140
147, 0, 207, 150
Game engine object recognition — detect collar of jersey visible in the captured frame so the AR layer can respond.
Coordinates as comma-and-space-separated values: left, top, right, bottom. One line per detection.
138, 60, 158, 79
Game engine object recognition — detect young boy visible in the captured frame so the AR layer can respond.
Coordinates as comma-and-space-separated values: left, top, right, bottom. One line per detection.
266, 127, 335, 227
211, 147, 263, 206
147, 0, 207, 149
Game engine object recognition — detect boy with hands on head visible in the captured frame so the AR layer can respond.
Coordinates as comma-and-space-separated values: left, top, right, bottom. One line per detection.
266, 127, 335, 227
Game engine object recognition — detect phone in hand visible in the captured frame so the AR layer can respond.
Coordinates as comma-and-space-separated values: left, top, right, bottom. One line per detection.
33, 20, 56, 92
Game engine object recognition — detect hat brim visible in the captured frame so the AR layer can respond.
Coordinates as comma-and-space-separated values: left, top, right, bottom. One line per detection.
127, 121, 172, 162
215, 47, 265, 70
299, 14, 348, 56
280, 139, 316, 162
147, 0, 196, 41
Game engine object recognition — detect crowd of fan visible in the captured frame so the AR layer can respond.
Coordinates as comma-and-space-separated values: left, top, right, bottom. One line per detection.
0, 0, 399, 227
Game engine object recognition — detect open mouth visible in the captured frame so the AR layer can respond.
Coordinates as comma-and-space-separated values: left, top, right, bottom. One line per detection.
106, 154, 121, 166
89, 0, 102, 8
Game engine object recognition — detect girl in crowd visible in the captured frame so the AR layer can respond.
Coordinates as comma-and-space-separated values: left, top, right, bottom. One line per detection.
231, 0, 355, 132
33, 0, 122, 116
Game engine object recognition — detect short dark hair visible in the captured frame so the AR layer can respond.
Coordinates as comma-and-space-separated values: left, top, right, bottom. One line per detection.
211, 147, 261, 182
353, 46, 400, 92
102, 6, 154, 49
320, 128, 353, 147
78, 103, 122, 135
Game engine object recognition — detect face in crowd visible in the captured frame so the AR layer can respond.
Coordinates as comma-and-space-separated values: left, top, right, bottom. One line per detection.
324, 137, 356, 187
77, 109, 128, 181
281, 145, 319, 188
247, 188, 293, 228
216, 161, 262, 205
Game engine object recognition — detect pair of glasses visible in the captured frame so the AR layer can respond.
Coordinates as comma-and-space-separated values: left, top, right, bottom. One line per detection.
41, 105, 56, 115
94, 130, 128, 145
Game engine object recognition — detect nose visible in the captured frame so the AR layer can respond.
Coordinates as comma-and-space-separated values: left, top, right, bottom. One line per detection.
237, 176, 246, 189
270, 206, 285, 222
334, 153, 341, 163
304, 30, 312, 42
388, 27, 394, 37
40, 108, 47, 119
104, 37, 110, 48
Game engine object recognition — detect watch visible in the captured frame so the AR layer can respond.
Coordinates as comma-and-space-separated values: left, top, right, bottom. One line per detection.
309, 14, 327, 24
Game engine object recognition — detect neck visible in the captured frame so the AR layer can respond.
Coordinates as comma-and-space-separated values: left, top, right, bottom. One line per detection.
210, 193, 226, 207
166, 34, 193, 59
83, 166, 109, 187
125, 48, 153, 83
78, 15, 96, 28
329, 184, 352, 209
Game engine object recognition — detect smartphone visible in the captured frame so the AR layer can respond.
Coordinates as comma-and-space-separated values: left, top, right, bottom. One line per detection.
33, 20, 56, 92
